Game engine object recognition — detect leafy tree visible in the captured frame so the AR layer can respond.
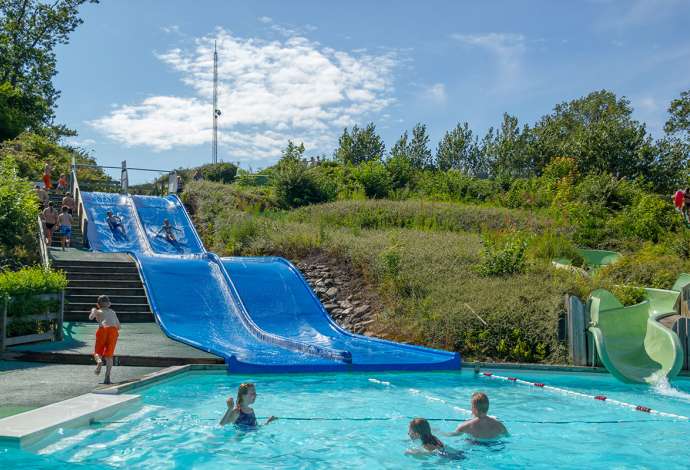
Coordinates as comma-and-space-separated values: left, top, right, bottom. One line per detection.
0, 0, 97, 137
436, 122, 483, 175
665, 90, 690, 141
0, 81, 48, 140
408, 123, 432, 169
387, 131, 414, 189
274, 141, 325, 207
354, 160, 391, 198
0, 157, 38, 259
484, 114, 533, 179
529, 90, 652, 178
334, 123, 385, 165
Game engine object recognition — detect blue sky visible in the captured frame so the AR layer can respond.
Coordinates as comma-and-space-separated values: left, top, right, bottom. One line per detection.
54, 0, 690, 183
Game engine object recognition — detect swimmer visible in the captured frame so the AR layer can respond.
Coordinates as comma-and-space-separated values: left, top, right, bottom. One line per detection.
450, 392, 508, 440
106, 211, 126, 238
219, 383, 277, 427
406, 418, 444, 454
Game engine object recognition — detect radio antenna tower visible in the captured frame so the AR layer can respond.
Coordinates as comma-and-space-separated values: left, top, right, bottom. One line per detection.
212, 40, 221, 164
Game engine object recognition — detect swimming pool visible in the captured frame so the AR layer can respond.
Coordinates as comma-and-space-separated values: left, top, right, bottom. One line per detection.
4, 368, 690, 469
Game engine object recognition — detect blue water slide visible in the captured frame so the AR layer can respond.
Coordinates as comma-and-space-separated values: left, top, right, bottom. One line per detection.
132, 195, 204, 255
79, 191, 461, 372
221, 257, 460, 371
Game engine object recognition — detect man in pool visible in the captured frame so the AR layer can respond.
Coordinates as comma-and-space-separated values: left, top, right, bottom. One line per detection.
449, 392, 507, 440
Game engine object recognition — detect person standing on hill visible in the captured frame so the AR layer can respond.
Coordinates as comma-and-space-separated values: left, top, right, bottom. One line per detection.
43, 162, 52, 190
41, 201, 58, 245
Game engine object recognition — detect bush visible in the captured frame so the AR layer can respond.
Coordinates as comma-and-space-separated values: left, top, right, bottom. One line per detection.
610, 285, 647, 306
0, 266, 67, 297
612, 194, 679, 242
415, 170, 500, 202
528, 231, 584, 266
595, 244, 690, 289
476, 232, 528, 276
354, 160, 392, 199
198, 162, 238, 184
0, 158, 39, 258
274, 159, 328, 208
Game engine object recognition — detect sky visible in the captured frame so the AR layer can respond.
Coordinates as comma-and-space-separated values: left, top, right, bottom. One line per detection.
54, 0, 690, 183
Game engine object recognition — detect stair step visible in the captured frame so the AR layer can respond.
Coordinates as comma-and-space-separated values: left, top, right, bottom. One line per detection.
66, 287, 147, 296
64, 302, 151, 313
66, 294, 149, 304
54, 261, 134, 269
67, 279, 144, 289
57, 266, 138, 274
64, 311, 154, 322
66, 272, 140, 281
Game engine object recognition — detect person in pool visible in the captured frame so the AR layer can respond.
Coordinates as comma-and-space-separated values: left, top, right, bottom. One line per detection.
219, 383, 277, 427
406, 418, 445, 454
156, 218, 182, 242
450, 392, 507, 440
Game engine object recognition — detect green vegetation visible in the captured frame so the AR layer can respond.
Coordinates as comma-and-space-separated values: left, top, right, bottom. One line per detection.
0, 157, 39, 266
0, 265, 67, 297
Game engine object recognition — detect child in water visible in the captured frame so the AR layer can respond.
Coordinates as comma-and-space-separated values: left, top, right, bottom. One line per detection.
156, 218, 182, 242
406, 418, 445, 454
450, 392, 507, 440
220, 383, 277, 427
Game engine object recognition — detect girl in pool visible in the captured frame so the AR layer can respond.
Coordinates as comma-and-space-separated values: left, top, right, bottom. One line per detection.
220, 383, 277, 427
406, 418, 444, 454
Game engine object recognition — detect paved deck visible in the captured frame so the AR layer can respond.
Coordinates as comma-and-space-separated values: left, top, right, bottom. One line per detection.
0, 361, 160, 419
48, 246, 133, 263
8, 322, 221, 364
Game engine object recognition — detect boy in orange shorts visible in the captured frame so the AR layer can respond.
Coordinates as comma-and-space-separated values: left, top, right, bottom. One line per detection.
88, 295, 120, 384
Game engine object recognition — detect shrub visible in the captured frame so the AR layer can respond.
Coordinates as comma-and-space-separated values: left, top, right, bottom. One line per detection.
0, 158, 39, 258
199, 162, 238, 184
354, 160, 392, 199
528, 231, 584, 266
612, 194, 679, 242
595, 244, 690, 289
476, 232, 528, 276
0, 266, 67, 297
610, 285, 647, 306
274, 159, 328, 208
386, 154, 415, 190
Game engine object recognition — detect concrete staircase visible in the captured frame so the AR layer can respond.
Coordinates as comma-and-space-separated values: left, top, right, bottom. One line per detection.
46, 191, 84, 249
52, 258, 154, 323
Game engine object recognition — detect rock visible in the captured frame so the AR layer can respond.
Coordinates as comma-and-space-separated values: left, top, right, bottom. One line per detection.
315, 287, 327, 295
342, 307, 353, 316
315, 279, 325, 288
338, 300, 352, 309
323, 303, 338, 311
354, 305, 369, 316
323, 278, 334, 287
331, 308, 344, 316
325, 287, 338, 297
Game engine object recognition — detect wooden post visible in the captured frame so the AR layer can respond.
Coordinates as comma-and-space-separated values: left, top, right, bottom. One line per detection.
566, 295, 588, 366
0, 296, 7, 352
682, 284, 690, 317
56, 290, 64, 342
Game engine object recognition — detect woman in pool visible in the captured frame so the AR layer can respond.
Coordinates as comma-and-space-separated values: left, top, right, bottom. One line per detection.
406, 418, 444, 454
220, 383, 277, 427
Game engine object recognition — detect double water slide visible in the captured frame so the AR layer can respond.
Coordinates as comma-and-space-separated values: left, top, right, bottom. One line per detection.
80, 192, 460, 372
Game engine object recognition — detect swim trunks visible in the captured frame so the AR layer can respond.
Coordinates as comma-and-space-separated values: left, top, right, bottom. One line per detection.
45, 223, 55, 230
61, 225, 72, 236
95, 325, 119, 357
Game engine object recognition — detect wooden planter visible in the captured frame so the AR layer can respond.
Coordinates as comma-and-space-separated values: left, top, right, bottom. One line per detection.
0, 291, 64, 351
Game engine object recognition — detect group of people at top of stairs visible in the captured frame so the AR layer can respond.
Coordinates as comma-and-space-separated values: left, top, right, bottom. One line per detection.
36, 162, 74, 250
673, 188, 690, 225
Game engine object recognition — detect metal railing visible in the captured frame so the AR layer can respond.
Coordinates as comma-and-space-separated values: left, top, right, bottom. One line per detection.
37, 215, 50, 269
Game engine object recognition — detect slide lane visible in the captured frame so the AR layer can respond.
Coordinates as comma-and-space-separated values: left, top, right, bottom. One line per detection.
221, 256, 461, 371
132, 195, 204, 255
80, 191, 351, 372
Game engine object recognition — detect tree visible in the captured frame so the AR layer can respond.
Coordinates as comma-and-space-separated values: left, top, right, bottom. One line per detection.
274, 141, 325, 207
0, 157, 38, 258
408, 123, 432, 169
387, 130, 414, 189
483, 113, 533, 179
0, 0, 97, 138
436, 122, 483, 175
334, 123, 385, 165
0, 81, 48, 140
529, 90, 652, 178
665, 90, 690, 142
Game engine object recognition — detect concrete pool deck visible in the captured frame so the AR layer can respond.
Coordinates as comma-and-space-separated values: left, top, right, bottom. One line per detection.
5, 322, 223, 367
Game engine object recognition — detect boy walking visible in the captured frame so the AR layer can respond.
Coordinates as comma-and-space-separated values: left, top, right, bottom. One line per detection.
57, 206, 73, 250
41, 201, 58, 245
88, 295, 120, 384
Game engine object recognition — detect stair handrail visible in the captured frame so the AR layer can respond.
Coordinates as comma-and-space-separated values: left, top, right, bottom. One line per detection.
36, 215, 50, 269
71, 158, 89, 249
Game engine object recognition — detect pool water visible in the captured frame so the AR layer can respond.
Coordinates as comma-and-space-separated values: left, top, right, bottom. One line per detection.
6, 369, 690, 469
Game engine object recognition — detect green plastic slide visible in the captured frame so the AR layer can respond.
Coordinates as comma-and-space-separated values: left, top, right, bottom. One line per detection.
588, 288, 684, 384
554, 248, 621, 270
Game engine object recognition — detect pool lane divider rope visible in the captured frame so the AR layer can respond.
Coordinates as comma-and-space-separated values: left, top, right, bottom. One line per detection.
479, 371, 689, 421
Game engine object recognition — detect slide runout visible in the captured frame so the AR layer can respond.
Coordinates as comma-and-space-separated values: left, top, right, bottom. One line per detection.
221, 256, 460, 371
80, 192, 353, 371
588, 289, 683, 384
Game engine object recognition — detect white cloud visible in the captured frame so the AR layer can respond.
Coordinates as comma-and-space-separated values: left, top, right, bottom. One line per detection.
637, 97, 658, 112
451, 33, 526, 86
608, 0, 685, 28
257, 16, 272, 24
423, 83, 447, 104
90, 28, 398, 162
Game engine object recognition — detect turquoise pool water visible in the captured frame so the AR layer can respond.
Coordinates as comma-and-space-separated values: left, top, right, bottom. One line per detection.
5, 369, 690, 469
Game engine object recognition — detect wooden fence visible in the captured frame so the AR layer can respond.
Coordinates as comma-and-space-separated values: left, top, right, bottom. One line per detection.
0, 292, 64, 352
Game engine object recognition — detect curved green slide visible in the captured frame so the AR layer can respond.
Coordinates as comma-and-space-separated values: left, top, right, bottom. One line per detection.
588, 277, 689, 383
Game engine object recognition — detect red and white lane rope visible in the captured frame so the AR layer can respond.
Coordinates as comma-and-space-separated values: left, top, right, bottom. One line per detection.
479, 371, 689, 421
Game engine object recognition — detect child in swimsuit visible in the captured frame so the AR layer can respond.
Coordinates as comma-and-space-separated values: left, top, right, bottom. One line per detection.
57, 206, 73, 250
219, 383, 277, 427
57, 174, 68, 193
106, 211, 127, 238
88, 295, 121, 385
449, 392, 508, 440
156, 218, 182, 242
406, 418, 445, 454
